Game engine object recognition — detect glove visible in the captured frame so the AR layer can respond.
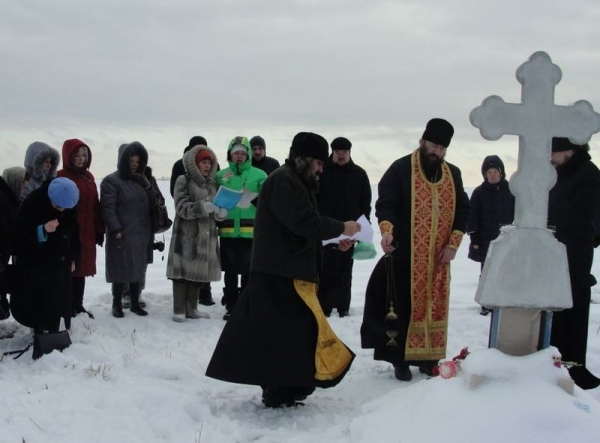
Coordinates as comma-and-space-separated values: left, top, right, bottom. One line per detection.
96, 233, 104, 247
113, 229, 125, 249
217, 207, 228, 219
153, 241, 165, 252
202, 201, 218, 214
469, 231, 481, 245
132, 173, 151, 190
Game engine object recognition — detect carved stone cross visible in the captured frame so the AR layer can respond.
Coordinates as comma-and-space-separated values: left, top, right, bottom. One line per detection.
471, 51, 600, 229
469, 52, 600, 363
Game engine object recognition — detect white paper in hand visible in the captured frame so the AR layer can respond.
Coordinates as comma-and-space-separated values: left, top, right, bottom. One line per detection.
323, 214, 373, 245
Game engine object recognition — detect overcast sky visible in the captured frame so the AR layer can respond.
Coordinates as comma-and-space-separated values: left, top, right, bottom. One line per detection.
1, 0, 599, 185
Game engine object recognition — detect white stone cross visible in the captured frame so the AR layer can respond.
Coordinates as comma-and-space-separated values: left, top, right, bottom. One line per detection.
470, 51, 600, 229
470, 52, 600, 360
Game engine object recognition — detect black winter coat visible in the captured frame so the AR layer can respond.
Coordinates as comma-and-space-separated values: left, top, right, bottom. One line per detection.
317, 157, 371, 222
548, 149, 600, 287
467, 179, 515, 262
251, 160, 345, 282
252, 156, 280, 175
12, 180, 80, 330
0, 178, 20, 267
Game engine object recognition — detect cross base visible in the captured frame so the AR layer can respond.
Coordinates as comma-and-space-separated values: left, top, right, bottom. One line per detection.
476, 227, 572, 310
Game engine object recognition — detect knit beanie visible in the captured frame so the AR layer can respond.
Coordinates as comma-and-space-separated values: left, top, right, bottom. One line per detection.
48, 177, 79, 209
290, 132, 329, 162
422, 118, 454, 147
195, 149, 214, 164
331, 137, 352, 151
250, 135, 266, 149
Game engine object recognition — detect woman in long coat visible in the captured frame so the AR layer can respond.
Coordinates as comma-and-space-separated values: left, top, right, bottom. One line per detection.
167, 144, 226, 322
100, 141, 152, 318
57, 139, 104, 316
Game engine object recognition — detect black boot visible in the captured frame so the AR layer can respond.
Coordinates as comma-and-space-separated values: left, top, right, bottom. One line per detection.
569, 366, 600, 390
129, 283, 148, 317
199, 283, 215, 306
394, 364, 413, 381
112, 296, 124, 318
222, 287, 239, 320
130, 287, 148, 316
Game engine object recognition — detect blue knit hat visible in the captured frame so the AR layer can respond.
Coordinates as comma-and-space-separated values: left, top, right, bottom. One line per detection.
48, 177, 79, 209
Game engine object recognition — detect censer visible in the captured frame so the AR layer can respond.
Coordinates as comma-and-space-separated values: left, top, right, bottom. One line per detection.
383, 254, 399, 346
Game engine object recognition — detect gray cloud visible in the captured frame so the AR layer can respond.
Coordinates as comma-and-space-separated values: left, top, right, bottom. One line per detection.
1, 0, 599, 185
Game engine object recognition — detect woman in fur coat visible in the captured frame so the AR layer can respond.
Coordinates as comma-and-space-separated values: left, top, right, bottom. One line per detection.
166, 144, 227, 322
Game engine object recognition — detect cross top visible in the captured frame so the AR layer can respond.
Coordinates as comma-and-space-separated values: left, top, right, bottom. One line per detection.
470, 51, 600, 229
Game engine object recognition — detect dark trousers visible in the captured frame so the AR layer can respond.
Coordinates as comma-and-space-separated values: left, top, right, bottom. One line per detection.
318, 247, 354, 313
220, 238, 252, 310
112, 282, 141, 300
72, 276, 85, 310
550, 281, 592, 366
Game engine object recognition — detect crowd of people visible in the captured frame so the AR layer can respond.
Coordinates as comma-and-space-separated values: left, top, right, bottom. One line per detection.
1, 121, 599, 403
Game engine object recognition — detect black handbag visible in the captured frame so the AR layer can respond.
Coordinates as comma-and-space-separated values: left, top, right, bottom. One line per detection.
149, 189, 172, 234
32, 330, 72, 360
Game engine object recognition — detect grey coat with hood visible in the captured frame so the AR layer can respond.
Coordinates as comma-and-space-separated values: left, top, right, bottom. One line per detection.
166, 145, 225, 282
100, 142, 152, 283
21, 142, 60, 202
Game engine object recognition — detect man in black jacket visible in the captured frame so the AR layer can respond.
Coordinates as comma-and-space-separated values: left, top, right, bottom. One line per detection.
317, 136, 371, 317
206, 132, 361, 408
548, 137, 600, 390
249, 135, 280, 175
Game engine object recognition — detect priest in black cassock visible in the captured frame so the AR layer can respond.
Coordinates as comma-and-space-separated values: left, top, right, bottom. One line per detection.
206, 132, 361, 408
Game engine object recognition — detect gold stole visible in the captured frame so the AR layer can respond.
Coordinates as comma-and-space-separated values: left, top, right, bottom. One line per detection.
407, 150, 456, 360
294, 280, 353, 381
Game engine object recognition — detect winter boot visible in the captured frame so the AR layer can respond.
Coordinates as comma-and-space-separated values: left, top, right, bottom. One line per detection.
130, 287, 148, 316
186, 285, 210, 319
198, 283, 215, 306
120, 284, 131, 309
222, 287, 240, 320
111, 295, 124, 318
172, 281, 187, 323
394, 364, 412, 381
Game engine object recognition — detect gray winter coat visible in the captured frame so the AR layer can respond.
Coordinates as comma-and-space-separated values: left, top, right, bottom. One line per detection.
166, 145, 224, 282
100, 141, 152, 283
21, 142, 60, 202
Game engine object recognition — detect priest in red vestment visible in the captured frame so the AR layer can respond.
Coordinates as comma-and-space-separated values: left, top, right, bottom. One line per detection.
361, 118, 470, 381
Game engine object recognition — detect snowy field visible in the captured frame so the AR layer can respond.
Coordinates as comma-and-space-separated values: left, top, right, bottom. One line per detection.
1, 182, 599, 443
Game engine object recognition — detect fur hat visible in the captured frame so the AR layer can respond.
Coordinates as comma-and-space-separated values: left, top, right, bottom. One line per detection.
48, 177, 79, 209
250, 135, 266, 149
422, 118, 454, 147
331, 137, 352, 151
186, 136, 208, 152
290, 132, 329, 162
552, 137, 586, 152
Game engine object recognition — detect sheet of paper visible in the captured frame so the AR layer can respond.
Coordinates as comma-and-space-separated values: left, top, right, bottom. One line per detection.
323, 214, 373, 245
237, 188, 259, 208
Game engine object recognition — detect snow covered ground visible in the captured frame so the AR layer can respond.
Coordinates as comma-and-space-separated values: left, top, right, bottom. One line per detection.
1, 182, 599, 443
